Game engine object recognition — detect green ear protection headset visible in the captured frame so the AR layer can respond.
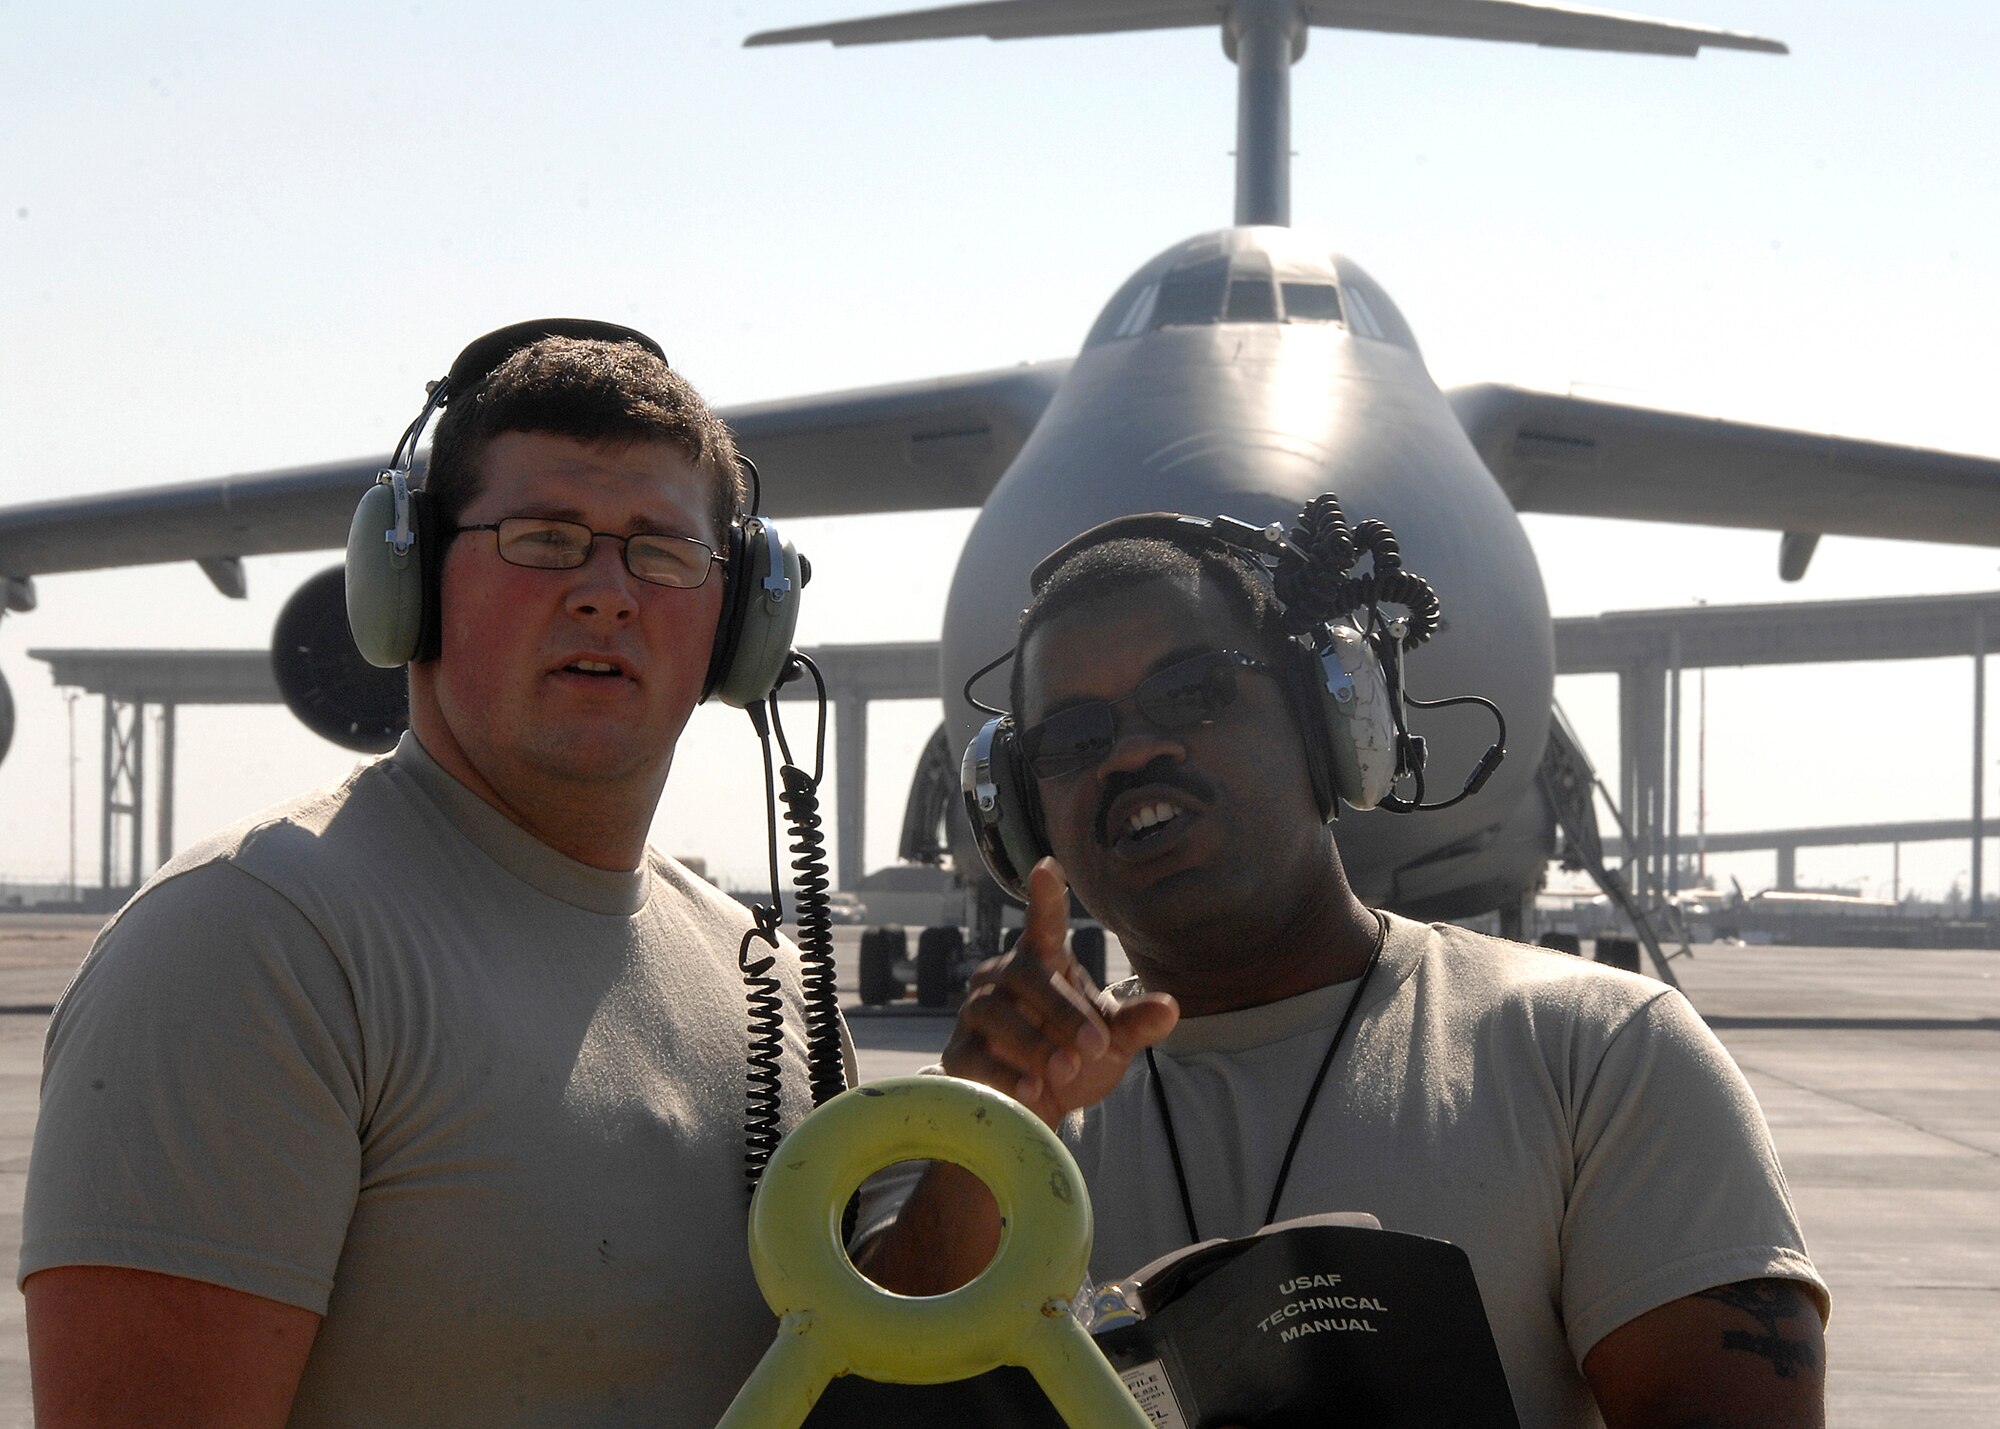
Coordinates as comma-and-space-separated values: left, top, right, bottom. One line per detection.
961, 500, 1500, 904
343, 318, 803, 709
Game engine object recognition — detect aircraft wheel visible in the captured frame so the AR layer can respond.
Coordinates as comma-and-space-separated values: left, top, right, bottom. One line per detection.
1072, 925, 1108, 988
915, 926, 962, 1008
858, 927, 906, 1006
1595, 937, 1641, 972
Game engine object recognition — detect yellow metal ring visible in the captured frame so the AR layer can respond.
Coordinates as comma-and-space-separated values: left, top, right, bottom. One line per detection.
716, 1075, 1153, 1429
748, 1075, 1088, 1382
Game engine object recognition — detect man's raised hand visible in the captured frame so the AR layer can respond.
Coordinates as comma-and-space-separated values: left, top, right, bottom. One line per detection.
941, 857, 1178, 1127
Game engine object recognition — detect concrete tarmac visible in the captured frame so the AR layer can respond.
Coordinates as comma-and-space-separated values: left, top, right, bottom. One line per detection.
0, 913, 1992, 1425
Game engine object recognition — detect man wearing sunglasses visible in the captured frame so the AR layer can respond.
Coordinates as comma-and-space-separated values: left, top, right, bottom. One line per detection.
860, 531, 1826, 1428
22, 326, 845, 1427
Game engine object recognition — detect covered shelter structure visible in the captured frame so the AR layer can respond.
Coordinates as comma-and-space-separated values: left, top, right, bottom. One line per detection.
29, 642, 938, 900
31, 588, 2000, 905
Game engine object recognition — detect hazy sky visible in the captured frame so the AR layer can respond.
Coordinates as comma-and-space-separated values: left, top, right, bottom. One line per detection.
4, 1, 1998, 903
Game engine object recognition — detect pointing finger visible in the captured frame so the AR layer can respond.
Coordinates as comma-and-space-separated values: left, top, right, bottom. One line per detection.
1022, 857, 1072, 969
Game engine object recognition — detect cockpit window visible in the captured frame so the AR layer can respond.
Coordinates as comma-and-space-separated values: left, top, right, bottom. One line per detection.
1107, 283, 1159, 340
1225, 275, 1279, 322
1084, 245, 1364, 348
1152, 257, 1229, 327
1279, 282, 1342, 322
1343, 285, 1386, 340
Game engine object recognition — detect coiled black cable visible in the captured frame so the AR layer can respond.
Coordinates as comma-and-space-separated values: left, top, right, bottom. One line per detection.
774, 716, 847, 1109
1284, 492, 1358, 574
737, 902, 788, 1191
1278, 497, 1441, 650
778, 767, 845, 1109
739, 654, 849, 1194
1269, 490, 1500, 813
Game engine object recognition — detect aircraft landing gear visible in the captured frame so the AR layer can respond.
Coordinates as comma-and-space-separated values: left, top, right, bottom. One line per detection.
855, 879, 1111, 1011
857, 927, 908, 1006
1071, 925, 1108, 988
914, 926, 963, 1008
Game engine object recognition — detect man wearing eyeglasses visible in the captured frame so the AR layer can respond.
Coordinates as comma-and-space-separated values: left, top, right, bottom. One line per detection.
21, 326, 845, 1427
859, 530, 1827, 1428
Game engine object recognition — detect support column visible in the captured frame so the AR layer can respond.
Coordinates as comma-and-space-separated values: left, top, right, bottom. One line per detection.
1228, 0, 1301, 226
835, 694, 868, 893
1618, 667, 1640, 872
99, 695, 113, 893
1617, 661, 1667, 903
1776, 845, 1797, 892
100, 696, 144, 894
157, 703, 177, 868
1667, 631, 1682, 897
1645, 663, 1667, 904
1974, 611, 1986, 918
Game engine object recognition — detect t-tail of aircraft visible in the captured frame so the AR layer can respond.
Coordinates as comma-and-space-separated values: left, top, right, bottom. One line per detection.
749, 0, 1785, 224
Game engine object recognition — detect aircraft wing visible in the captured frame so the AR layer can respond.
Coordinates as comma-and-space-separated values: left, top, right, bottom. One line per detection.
0, 360, 1070, 600
1449, 383, 2000, 550
0, 457, 381, 601
719, 358, 1070, 517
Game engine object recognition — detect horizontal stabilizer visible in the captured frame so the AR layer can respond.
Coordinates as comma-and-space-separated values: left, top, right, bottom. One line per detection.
747, 0, 1216, 47
747, 0, 1785, 58
1300, 1, 1783, 57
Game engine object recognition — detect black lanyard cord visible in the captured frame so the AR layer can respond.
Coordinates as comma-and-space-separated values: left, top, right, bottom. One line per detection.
1146, 910, 1389, 1245
1146, 1046, 1202, 1248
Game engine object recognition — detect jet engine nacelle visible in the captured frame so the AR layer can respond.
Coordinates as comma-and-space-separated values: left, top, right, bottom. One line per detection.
272, 566, 408, 753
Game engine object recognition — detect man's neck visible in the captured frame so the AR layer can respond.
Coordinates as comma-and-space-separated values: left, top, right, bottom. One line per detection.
1123, 874, 1381, 1018
408, 728, 656, 872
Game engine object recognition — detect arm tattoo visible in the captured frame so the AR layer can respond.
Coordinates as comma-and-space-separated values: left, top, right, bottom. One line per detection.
1693, 1280, 1820, 1381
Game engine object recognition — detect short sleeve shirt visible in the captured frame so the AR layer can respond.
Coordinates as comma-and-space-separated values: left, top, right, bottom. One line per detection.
22, 735, 842, 1428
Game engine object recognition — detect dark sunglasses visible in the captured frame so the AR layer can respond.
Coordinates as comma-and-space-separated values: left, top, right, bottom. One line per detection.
453, 517, 725, 589
1020, 649, 1271, 780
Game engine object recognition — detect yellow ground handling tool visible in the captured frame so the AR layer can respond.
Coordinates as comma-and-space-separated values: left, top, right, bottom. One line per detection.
716, 1076, 1150, 1429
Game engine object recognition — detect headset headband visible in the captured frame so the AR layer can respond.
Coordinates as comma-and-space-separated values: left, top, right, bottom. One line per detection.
1029, 511, 1290, 594
443, 318, 668, 403
387, 319, 671, 477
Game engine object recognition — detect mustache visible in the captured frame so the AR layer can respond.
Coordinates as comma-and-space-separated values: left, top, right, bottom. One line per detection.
1095, 758, 1217, 845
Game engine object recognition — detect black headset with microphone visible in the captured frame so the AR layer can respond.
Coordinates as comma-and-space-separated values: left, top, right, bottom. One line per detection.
960, 496, 1507, 903
342, 317, 803, 710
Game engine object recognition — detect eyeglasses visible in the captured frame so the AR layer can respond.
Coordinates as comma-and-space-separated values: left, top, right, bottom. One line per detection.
453, 517, 727, 589
1019, 649, 1271, 780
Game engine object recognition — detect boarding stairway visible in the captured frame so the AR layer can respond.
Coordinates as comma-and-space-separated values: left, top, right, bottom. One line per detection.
1539, 708, 1686, 989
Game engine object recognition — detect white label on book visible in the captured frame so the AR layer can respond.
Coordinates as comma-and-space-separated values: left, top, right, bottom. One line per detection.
1119, 1358, 1190, 1429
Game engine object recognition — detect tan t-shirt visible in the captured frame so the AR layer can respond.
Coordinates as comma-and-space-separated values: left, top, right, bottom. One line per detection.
22, 734, 845, 1428
1064, 915, 1826, 1428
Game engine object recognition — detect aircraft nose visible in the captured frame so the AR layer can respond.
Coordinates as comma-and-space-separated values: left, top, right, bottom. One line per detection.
1140, 431, 1339, 513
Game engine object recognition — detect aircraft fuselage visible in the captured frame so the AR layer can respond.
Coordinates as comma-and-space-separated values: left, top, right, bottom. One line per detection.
941, 227, 1555, 918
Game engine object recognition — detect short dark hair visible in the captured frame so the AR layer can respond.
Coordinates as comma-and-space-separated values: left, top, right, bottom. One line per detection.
1009, 536, 1290, 714
423, 335, 746, 542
